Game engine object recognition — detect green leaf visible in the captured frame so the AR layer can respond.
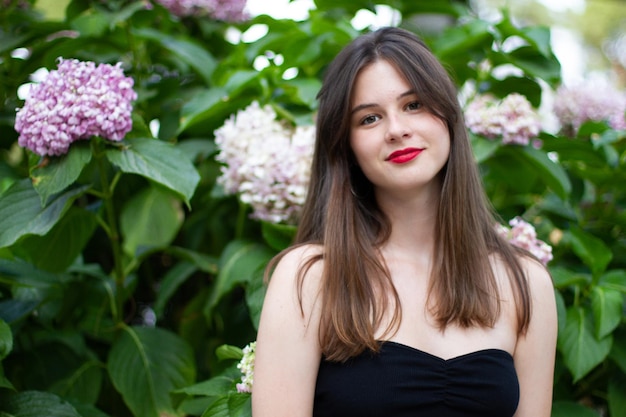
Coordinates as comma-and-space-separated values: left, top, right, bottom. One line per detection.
201, 392, 251, 417
30, 142, 92, 205
215, 345, 243, 362
153, 261, 197, 318
0, 179, 89, 248
470, 134, 500, 163
550, 266, 591, 289
552, 401, 600, 417
0, 363, 15, 390
49, 360, 103, 405
107, 325, 196, 417
120, 185, 184, 257
591, 286, 623, 339
501, 146, 571, 199
601, 269, 626, 293
106, 138, 200, 206
0, 391, 82, 417
261, 221, 296, 252
506, 45, 561, 84
17, 207, 97, 273
569, 227, 613, 276
554, 290, 566, 336
558, 306, 612, 382
166, 247, 219, 274
133, 28, 216, 84
70, 9, 110, 37
174, 376, 234, 397
608, 373, 626, 417
0, 319, 12, 360
245, 267, 267, 330
204, 240, 274, 318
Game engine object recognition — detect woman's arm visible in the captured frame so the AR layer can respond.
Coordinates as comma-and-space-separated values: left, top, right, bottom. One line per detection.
252, 245, 323, 417
513, 258, 558, 417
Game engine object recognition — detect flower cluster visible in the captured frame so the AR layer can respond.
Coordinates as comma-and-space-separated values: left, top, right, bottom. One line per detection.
496, 217, 553, 265
236, 341, 256, 393
154, 0, 248, 21
214, 101, 315, 224
15, 58, 137, 157
465, 93, 542, 146
553, 82, 626, 134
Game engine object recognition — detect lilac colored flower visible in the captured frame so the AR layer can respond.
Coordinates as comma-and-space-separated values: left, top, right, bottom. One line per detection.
214, 101, 315, 225
155, 0, 248, 21
496, 217, 553, 265
553, 82, 626, 134
236, 341, 256, 393
15, 58, 137, 157
465, 93, 541, 146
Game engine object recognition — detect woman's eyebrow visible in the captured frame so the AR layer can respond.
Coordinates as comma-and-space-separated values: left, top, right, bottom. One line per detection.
350, 90, 417, 115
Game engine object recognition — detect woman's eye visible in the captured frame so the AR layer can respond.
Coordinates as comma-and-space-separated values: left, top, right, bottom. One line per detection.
406, 101, 422, 111
361, 115, 379, 125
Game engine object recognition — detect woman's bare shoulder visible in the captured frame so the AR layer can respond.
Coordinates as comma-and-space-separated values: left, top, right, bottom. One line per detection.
267, 243, 325, 313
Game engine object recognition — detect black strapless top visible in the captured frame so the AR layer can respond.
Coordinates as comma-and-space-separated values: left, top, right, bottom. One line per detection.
313, 341, 519, 417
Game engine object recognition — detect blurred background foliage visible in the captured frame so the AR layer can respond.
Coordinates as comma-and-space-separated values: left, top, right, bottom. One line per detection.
0, 0, 625, 416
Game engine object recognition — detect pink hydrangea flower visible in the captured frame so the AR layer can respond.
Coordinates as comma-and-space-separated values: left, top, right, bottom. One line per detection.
465, 93, 541, 146
154, 0, 248, 21
214, 101, 315, 224
15, 58, 137, 157
553, 82, 626, 134
496, 217, 553, 265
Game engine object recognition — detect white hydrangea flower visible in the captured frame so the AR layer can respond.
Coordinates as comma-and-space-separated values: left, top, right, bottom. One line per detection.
214, 102, 315, 224
236, 341, 256, 393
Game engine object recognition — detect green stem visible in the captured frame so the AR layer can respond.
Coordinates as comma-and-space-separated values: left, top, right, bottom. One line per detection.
94, 140, 125, 323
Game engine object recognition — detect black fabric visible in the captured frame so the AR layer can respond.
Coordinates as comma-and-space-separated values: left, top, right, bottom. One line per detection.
313, 341, 519, 417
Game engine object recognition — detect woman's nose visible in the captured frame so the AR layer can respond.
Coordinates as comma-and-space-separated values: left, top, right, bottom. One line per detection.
384, 114, 411, 142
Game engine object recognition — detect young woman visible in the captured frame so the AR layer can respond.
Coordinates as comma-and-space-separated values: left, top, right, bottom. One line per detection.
252, 27, 557, 417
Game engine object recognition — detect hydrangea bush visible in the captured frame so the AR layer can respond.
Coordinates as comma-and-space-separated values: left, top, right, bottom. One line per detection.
14, 58, 137, 156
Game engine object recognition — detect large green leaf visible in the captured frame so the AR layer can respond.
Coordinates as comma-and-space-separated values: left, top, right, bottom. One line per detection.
120, 185, 184, 257
204, 240, 274, 319
201, 392, 251, 417
0, 391, 82, 417
0, 179, 88, 248
558, 306, 612, 382
500, 146, 571, 199
49, 360, 103, 406
0, 319, 12, 360
591, 286, 623, 339
552, 401, 600, 417
16, 207, 97, 273
108, 325, 196, 417
569, 227, 613, 277
30, 142, 92, 205
133, 28, 216, 84
106, 138, 200, 206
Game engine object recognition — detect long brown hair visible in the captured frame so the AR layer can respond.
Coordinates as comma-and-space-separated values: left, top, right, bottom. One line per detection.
271, 27, 531, 362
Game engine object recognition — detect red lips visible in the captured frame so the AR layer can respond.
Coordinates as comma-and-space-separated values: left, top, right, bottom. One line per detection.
386, 148, 422, 164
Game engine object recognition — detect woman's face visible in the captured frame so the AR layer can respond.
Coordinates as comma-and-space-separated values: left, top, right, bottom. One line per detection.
349, 60, 450, 199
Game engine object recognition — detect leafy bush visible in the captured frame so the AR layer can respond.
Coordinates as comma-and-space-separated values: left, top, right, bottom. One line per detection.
0, 0, 624, 416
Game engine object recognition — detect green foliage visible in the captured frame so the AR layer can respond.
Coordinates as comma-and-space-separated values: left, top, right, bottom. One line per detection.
0, 0, 624, 416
